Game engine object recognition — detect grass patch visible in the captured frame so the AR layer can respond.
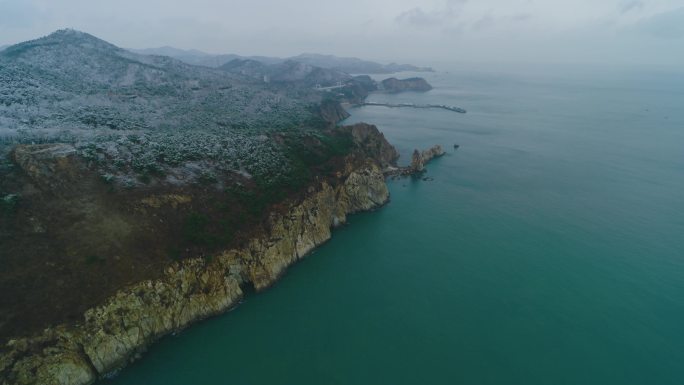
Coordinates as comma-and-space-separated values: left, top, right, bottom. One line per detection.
84, 254, 105, 265
167, 246, 182, 261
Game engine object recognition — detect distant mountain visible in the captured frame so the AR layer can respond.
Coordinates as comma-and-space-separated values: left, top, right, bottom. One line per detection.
1, 29, 218, 88
0, 29, 333, 131
220, 58, 270, 78
0, 45, 7, 52
220, 58, 350, 87
0, 29, 334, 187
129, 47, 432, 74
129, 47, 282, 68
130, 46, 210, 58
290, 53, 433, 74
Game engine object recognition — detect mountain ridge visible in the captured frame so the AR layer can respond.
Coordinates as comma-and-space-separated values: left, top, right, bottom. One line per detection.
129, 46, 433, 73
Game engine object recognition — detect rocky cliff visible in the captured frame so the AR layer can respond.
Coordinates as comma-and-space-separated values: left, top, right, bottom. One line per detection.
318, 99, 351, 124
0, 128, 392, 385
338, 123, 399, 168
411, 145, 446, 172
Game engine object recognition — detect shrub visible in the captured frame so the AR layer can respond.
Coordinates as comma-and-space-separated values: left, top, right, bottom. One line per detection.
182, 212, 214, 246
1, 193, 20, 216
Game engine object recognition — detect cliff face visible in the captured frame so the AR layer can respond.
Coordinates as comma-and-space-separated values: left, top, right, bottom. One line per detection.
0, 153, 389, 385
339, 123, 400, 168
318, 99, 351, 124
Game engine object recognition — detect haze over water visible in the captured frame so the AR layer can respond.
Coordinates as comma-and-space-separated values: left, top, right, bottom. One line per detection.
106, 66, 684, 385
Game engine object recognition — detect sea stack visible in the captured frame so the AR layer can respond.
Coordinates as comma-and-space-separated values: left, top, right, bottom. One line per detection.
411, 145, 445, 172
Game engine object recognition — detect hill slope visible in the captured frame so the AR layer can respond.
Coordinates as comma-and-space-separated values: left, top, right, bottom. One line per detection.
0, 30, 383, 344
0, 29, 335, 189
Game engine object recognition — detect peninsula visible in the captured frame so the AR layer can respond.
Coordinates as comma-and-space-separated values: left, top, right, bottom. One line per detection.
0, 30, 451, 385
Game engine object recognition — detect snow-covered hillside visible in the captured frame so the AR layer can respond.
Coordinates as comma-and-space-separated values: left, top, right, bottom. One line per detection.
0, 29, 340, 188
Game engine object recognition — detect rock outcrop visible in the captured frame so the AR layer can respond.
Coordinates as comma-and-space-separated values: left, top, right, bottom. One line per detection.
339, 123, 399, 168
380, 77, 433, 93
411, 145, 445, 172
0, 158, 389, 385
318, 99, 351, 124
11, 144, 80, 189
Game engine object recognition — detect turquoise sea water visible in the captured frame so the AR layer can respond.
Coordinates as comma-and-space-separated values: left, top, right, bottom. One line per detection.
106, 66, 684, 385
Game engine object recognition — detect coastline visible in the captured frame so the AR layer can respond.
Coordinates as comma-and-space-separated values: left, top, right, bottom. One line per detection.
0, 61, 447, 385
0, 158, 390, 385
0, 118, 446, 385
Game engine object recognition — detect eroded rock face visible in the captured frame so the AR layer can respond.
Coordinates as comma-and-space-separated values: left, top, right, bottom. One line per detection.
341, 123, 400, 169
0, 160, 389, 385
318, 99, 351, 124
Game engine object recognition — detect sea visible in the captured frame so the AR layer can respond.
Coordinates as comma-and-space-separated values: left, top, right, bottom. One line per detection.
105, 64, 684, 385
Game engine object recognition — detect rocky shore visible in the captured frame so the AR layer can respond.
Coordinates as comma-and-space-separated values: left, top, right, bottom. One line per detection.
383, 145, 446, 177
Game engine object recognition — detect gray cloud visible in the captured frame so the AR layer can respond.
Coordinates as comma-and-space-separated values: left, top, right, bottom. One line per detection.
0, 0, 682, 68
395, 0, 467, 28
396, 8, 444, 27
0, 0, 43, 28
472, 13, 495, 31
632, 6, 684, 39
511, 13, 532, 22
619, 1, 644, 14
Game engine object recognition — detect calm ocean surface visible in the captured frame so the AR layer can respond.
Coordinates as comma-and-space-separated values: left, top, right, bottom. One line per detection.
106, 66, 684, 385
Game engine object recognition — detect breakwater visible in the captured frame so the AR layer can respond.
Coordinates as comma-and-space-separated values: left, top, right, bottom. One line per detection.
357, 102, 466, 113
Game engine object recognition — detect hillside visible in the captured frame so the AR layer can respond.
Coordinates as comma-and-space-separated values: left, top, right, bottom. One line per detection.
0, 29, 336, 190
220, 58, 351, 87
129, 46, 283, 68
0, 29, 386, 344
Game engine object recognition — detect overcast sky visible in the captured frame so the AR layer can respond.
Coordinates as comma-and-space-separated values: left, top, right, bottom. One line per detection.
1, 0, 683, 68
